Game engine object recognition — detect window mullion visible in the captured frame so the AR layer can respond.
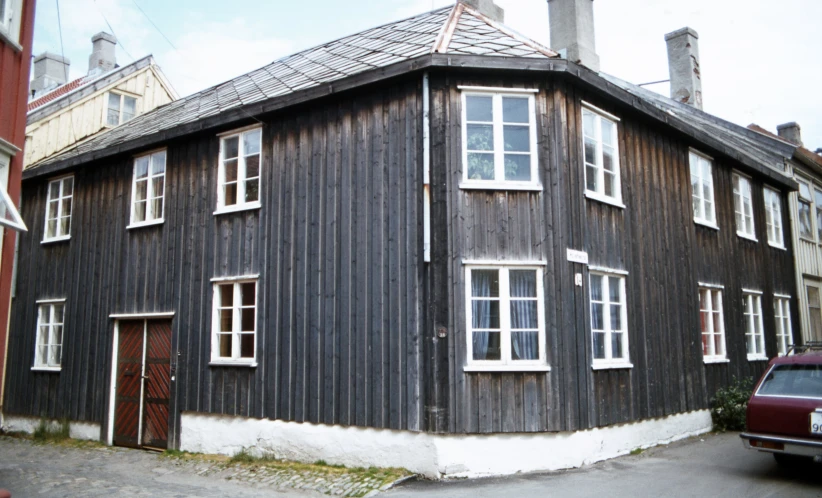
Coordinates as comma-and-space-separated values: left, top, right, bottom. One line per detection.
233, 283, 241, 359
494, 96, 504, 182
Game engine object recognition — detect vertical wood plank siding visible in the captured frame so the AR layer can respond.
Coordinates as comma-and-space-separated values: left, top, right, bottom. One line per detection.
4, 80, 425, 442
427, 72, 797, 433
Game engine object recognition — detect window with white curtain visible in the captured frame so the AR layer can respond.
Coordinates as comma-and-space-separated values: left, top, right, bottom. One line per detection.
689, 150, 716, 227
130, 149, 166, 227
699, 287, 727, 363
33, 300, 65, 371
582, 105, 621, 205
589, 271, 631, 368
732, 173, 755, 239
773, 296, 793, 356
743, 291, 766, 361
217, 126, 262, 212
763, 186, 785, 248
43, 175, 73, 242
465, 266, 546, 369
796, 180, 813, 240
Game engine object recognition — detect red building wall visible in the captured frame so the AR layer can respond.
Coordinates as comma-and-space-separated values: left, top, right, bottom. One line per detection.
0, 0, 36, 413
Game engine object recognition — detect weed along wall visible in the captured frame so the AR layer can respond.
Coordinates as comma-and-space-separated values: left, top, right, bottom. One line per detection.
179, 410, 712, 478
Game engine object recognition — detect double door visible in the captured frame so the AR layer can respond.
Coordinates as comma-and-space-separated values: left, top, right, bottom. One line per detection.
113, 319, 172, 449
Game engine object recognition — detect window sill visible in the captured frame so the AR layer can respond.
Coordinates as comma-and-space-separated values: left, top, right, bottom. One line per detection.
736, 232, 757, 242
0, 28, 23, 53
584, 191, 625, 209
213, 202, 262, 216
41, 235, 71, 245
459, 182, 543, 192
127, 219, 164, 230
768, 242, 787, 251
703, 357, 730, 364
463, 364, 551, 373
799, 236, 816, 244
592, 361, 633, 370
746, 354, 768, 362
31, 366, 61, 372
694, 220, 719, 231
209, 361, 258, 368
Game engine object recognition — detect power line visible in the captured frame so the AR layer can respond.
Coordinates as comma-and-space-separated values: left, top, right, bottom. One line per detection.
94, 0, 134, 61
131, 0, 176, 50
54, 0, 68, 82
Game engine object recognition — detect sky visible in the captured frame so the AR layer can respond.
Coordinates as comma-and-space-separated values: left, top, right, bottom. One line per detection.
31, 0, 822, 150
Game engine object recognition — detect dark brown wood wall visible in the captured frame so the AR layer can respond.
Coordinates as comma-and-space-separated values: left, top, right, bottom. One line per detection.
427, 71, 797, 434
3, 79, 425, 444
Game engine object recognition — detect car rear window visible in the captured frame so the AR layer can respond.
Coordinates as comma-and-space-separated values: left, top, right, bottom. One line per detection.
756, 364, 822, 399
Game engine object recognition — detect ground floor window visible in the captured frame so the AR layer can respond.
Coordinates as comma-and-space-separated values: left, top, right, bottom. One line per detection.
589, 271, 630, 368
773, 296, 793, 356
806, 284, 822, 342
743, 291, 766, 361
699, 287, 726, 362
33, 300, 65, 370
211, 279, 257, 364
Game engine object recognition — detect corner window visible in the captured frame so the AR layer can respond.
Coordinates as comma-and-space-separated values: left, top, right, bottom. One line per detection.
217, 127, 261, 212
0, 0, 22, 46
43, 175, 73, 242
699, 287, 727, 363
465, 266, 547, 370
33, 301, 65, 370
461, 91, 538, 188
732, 173, 755, 239
743, 291, 766, 361
583, 105, 621, 205
211, 279, 257, 364
589, 271, 630, 368
796, 180, 813, 240
763, 187, 785, 248
773, 296, 793, 356
689, 151, 716, 228
129, 149, 166, 227
106, 92, 137, 126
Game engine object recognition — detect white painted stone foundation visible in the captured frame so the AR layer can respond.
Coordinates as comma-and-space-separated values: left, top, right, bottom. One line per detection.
1, 413, 101, 441
180, 410, 711, 479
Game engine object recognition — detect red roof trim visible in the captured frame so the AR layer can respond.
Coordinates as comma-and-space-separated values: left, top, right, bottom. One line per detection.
27, 76, 89, 112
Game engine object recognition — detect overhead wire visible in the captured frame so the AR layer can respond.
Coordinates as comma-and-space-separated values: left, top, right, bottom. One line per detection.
131, 0, 176, 50
93, 0, 134, 62
54, 0, 80, 143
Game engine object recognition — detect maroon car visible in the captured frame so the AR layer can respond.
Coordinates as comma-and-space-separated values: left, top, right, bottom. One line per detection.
740, 343, 822, 465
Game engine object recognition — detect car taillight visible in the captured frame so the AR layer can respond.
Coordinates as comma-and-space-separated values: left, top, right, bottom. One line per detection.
750, 439, 784, 451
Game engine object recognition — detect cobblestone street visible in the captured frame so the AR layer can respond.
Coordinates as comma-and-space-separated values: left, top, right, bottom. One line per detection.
0, 436, 407, 497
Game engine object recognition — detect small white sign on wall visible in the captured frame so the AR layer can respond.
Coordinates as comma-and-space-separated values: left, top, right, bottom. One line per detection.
566, 249, 589, 265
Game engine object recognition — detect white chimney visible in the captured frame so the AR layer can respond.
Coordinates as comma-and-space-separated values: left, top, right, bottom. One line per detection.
776, 122, 802, 146
665, 27, 702, 109
547, 0, 600, 72
462, 0, 504, 22
88, 32, 117, 76
30, 52, 70, 99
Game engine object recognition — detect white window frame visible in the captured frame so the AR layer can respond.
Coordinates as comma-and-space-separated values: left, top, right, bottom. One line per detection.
582, 103, 623, 208
689, 150, 718, 229
128, 149, 166, 228
773, 295, 793, 357
459, 89, 540, 191
763, 186, 785, 248
32, 299, 66, 372
210, 277, 258, 366
698, 286, 728, 363
796, 178, 814, 241
215, 125, 263, 214
742, 290, 766, 361
732, 172, 756, 240
464, 264, 549, 372
105, 91, 138, 127
42, 174, 73, 243
0, 0, 23, 49
0, 149, 26, 231
589, 270, 632, 369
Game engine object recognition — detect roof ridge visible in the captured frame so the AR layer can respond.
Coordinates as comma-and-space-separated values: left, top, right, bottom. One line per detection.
432, 3, 463, 53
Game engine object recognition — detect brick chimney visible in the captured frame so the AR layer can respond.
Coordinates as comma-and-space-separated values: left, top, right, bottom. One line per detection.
547, 0, 600, 72
665, 27, 702, 109
88, 32, 117, 76
462, 0, 504, 23
776, 122, 802, 146
30, 52, 70, 99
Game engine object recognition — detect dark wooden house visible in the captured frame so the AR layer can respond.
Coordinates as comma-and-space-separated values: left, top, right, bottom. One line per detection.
1, 0, 801, 477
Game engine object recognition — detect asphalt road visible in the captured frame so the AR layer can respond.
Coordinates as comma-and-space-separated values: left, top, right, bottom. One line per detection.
387, 432, 822, 498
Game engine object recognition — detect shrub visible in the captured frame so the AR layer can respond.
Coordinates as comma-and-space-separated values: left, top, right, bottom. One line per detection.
710, 377, 753, 432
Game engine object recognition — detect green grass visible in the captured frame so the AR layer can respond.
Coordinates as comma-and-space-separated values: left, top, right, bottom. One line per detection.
630, 447, 643, 456
33, 418, 70, 443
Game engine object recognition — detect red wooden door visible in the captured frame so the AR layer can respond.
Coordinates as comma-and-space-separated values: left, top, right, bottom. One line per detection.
112, 319, 172, 449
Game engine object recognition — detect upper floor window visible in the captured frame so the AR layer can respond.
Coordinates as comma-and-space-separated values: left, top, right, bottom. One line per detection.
732, 173, 755, 240
217, 127, 261, 212
763, 187, 785, 248
773, 295, 793, 356
461, 90, 538, 188
211, 278, 257, 365
590, 271, 631, 369
107, 92, 137, 126
33, 300, 65, 371
583, 105, 621, 205
43, 175, 73, 242
699, 286, 727, 363
0, 0, 22, 46
130, 149, 166, 227
743, 291, 766, 361
689, 150, 716, 228
796, 180, 813, 240
465, 265, 547, 370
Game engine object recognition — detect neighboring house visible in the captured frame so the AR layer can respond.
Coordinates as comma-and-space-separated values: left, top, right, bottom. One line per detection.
24, 32, 177, 170
0, 0, 33, 423
749, 122, 822, 344
1, 0, 802, 477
